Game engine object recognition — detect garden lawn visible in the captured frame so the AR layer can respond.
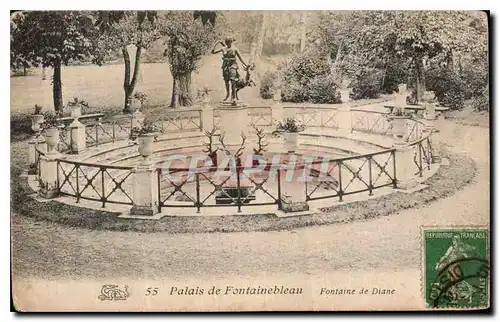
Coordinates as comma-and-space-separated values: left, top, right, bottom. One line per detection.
10, 54, 277, 116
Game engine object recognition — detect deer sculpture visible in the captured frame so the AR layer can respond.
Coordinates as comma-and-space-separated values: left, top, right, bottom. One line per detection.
218, 132, 246, 171
234, 63, 256, 101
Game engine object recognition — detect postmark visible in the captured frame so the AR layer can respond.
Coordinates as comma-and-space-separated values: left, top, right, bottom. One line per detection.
423, 228, 489, 309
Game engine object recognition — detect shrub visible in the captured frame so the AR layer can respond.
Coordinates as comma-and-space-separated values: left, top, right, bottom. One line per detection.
275, 118, 306, 133
259, 71, 276, 99
41, 112, 60, 129
280, 49, 340, 103
281, 48, 331, 87
349, 68, 383, 100
10, 113, 32, 139
472, 87, 489, 111
306, 74, 342, 104
426, 68, 467, 110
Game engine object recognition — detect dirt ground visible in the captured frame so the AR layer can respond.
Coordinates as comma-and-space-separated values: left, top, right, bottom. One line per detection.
11, 120, 489, 281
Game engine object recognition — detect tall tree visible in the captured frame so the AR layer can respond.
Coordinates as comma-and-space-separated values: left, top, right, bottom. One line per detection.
11, 11, 102, 112
96, 11, 159, 113
162, 12, 219, 108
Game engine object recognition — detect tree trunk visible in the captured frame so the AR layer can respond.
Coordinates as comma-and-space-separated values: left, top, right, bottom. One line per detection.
250, 13, 268, 66
415, 58, 425, 103
122, 45, 142, 113
52, 60, 63, 113
331, 41, 343, 83
170, 72, 193, 108
300, 12, 307, 52
170, 76, 179, 108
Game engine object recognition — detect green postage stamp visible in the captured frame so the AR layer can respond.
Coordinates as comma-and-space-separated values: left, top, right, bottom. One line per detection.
423, 227, 490, 309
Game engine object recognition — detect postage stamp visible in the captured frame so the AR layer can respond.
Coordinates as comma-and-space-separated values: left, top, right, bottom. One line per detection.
423, 228, 490, 309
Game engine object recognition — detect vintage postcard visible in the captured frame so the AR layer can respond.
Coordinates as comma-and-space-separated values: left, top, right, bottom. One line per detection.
10, 10, 490, 311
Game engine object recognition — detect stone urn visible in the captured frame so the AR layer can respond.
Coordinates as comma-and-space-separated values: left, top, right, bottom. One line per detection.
31, 114, 45, 135
131, 99, 142, 113
340, 89, 350, 104
284, 132, 299, 153
70, 105, 82, 117
43, 127, 60, 153
398, 83, 407, 94
137, 133, 156, 159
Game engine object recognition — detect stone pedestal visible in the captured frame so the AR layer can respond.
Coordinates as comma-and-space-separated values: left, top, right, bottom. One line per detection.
283, 106, 297, 120
131, 111, 145, 129
338, 90, 352, 135
39, 152, 59, 198
69, 119, 87, 154
131, 162, 159, 216
201, 106, 215, 132
218, 104, 249, 148
271, 99, 283, 124
394, 142, 417, 189
28, 137, 47, 174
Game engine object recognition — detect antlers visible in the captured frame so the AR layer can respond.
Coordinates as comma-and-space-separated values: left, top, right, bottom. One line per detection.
202, 127, 219, 155
253, 125, 268, 155
218, 132, 246, 158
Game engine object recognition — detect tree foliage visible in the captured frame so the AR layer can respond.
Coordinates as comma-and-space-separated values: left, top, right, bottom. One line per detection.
11, 11, 101, 68
95, 11, 161, 112
311, 11, 488, 107
11, 11, 103, 111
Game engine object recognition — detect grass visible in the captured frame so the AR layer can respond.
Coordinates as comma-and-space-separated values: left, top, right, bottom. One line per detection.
10, 55, 276, 116
11, 141, 476, 234
444, 107, 490, 128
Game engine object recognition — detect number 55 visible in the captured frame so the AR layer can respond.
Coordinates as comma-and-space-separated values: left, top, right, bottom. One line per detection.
145, 287, 158, 296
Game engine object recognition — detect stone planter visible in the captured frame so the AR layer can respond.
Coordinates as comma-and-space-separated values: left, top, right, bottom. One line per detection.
31, 114, 44, 135
43, 127, 60, 153
284, 132, 299, 153
137, 133, 157, 159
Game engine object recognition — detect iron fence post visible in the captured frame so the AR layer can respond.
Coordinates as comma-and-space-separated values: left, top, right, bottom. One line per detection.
419, 142, 423, 177
236, 164, 242, 213
338, 160, 343, 202
101, 167, 106, 208
277, 169, 282, 210
95, 122, 99, 146
368, 156, 373, 196
157, 169, 162, 213
196, 172, 201, 213
76, 164, 80, 203
392, 150, 397, 188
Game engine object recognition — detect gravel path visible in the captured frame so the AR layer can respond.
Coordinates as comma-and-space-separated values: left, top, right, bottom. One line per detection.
11, 120, 489, 281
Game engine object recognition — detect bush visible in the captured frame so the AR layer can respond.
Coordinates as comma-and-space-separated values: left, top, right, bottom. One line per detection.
472, 87, 489, 111
10, 113, 32, 139
280, 49, 340, 104
259, 71, 276, 99
349, 68, 383, 100
306, 74, 342, 104
426, 68, 467, 109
